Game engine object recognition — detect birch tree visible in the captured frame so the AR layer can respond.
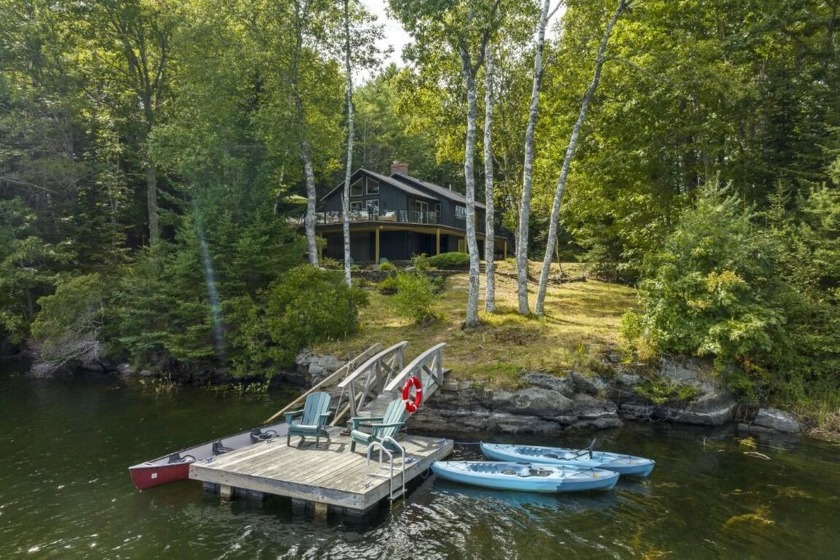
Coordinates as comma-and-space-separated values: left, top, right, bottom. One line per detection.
458, 43, 482, 326
390, 0, 506, 327
534, 0, 631, 315
483, 44, 497, 312
291, 0, 320, 266
342, 0, 355, 285
515, 0, 552, 315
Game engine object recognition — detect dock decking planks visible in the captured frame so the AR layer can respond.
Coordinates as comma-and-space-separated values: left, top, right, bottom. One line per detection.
189, 430, 453, 513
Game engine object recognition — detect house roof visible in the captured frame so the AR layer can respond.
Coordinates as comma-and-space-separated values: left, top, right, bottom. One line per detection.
391, 173, 486, 210
321, 168, 438, 203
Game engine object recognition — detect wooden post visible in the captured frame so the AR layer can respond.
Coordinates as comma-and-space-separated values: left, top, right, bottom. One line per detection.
313, 501, 329, 521
504, 239, 508, 260
219, 484, 233, 502
436, 228, 441, 255
375, 227, 380, 264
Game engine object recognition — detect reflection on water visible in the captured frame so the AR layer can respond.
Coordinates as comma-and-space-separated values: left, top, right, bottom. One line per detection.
2, 358, 840, 559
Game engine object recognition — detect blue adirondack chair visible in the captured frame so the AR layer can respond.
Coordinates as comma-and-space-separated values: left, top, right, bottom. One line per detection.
349, 398, 406, 453
285, 391, 332, 448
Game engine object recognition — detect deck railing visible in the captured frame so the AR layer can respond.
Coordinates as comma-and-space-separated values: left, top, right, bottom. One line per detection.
293, 210, 485, 232
308, 210, 441, 226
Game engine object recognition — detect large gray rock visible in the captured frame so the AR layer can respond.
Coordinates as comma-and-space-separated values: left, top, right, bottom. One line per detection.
492, 387, 575, 418
753, 408, 802, 434
484, 412, 560, 434
618, 380, 737, 426
296, 351, 345, 385
569, 371, 607, 396
520, 371, 575, 395
417, 370, 622, 434
660, 357, 706, 383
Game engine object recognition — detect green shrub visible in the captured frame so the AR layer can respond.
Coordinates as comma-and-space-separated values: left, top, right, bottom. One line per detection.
377, 275, 399, 294
635, 378, 700, 405
427, 251, 470, 270
236, 266, 369, 373
411, 253, 430, 272
635, 181, 789, 371
320, 257, 342, 270
393, 272, 441, 324
379, 261, 395, 273
31, 273, 107, 372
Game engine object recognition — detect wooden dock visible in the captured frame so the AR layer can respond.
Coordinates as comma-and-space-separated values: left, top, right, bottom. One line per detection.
189, 427, 453, 516
189, 342, 454, 518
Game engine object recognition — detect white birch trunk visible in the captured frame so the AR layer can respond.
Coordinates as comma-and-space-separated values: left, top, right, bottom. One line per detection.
515, 0, 551, 315
459, 44, 481, 328
483, 44, 496, 312
342, 0, 354, 286
300, 127, 319, 267
292, 0, 318, 267
535, 0, 630, 315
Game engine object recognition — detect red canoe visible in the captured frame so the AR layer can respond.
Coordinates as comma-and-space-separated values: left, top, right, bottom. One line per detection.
129, 421, 289, 491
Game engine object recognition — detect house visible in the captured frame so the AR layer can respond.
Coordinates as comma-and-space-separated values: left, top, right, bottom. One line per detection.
314, 164, 507, 264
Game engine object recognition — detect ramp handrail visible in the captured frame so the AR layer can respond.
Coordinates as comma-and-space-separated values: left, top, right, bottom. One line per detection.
383, 343, 447, 401
331, 341, 408, 424
264, 343, 382, 424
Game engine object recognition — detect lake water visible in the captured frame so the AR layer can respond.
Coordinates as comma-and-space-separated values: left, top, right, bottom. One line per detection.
2, 358, 839, 559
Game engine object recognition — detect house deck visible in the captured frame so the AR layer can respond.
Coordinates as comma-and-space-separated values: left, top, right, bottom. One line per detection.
189, 426, 453, 516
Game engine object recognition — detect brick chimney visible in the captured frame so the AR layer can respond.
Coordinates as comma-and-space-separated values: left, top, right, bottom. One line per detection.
391, 162, 408, 176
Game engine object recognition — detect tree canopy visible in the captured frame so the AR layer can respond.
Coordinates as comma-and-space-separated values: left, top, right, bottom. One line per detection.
0, 0, 837, 406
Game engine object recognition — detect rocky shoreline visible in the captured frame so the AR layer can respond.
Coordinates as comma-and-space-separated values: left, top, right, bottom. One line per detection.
298, 352, 803, 437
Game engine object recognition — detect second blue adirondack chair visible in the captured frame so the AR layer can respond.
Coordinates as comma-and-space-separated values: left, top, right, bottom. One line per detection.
285, 392, 332, 448
349, 398, 406, 453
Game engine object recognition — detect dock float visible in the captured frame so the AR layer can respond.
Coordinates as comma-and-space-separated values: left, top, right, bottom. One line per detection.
189, 428, 453, 517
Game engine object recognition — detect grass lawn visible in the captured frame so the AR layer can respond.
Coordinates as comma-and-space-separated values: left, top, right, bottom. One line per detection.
313, 260, 639, 389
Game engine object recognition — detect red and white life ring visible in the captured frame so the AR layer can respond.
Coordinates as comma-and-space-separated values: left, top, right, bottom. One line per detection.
401, 375, 423, 413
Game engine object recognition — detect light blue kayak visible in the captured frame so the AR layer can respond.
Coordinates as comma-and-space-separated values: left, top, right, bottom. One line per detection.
431, 461, 619, 493
481, 442, 655, 477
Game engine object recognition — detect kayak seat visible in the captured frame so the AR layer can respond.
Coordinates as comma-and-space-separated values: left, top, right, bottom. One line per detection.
212, 441, 233, 455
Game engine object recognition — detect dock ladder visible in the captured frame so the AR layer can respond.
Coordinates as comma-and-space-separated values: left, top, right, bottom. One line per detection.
366, 436, 406, 502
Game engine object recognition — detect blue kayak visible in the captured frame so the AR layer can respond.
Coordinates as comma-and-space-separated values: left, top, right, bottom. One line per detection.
480, 442, 655, 477
431, 461, 619, 493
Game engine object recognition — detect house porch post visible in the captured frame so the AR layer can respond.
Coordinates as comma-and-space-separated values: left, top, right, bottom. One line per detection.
375, 227, 380, 264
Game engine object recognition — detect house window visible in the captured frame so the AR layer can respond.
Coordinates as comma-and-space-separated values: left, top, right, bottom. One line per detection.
366, 199, 379, 216
455, 205, 466, 220
349, 200, 364, 212
350, 178, 364, 197
366, 178, 380, 195
415, 200, 428, 213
